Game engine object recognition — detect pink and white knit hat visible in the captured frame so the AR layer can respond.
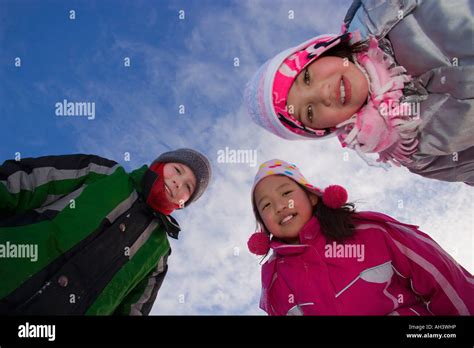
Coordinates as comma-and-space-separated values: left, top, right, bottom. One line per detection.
249, 159, 348, 255
251, 159, 322, 198
244, 32, 351, 140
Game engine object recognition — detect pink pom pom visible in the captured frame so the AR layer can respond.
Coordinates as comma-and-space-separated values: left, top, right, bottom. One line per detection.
247, 232, 270, 255
323, 185, 348, 209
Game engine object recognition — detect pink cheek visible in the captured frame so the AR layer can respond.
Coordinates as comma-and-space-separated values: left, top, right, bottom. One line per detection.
181, 193, 190, 203
262, 214, 274, 229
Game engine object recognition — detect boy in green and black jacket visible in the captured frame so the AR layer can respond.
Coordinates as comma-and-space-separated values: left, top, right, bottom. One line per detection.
0, 148, 211, 315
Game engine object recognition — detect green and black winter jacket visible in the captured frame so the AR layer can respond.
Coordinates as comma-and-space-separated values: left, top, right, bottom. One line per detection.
0, 154, 180, 315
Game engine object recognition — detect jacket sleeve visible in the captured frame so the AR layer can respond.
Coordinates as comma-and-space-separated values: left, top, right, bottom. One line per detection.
261, 275, 286, 316
381, 220, 474, 315
0, 154, 119, 215
113, 251, 170, 316
264, 275, 320, 316
343, 0, 361, 30
261, 260, 318, 316
344, 0, 418, 40
407, 143, 474, 186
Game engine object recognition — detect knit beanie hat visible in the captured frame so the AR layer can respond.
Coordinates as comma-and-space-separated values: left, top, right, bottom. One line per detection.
152, 148, 212, 206
244, 32, 351, 140
248, 159, 348, 255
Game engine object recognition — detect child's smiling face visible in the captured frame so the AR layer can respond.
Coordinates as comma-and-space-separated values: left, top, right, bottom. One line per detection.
254, 175, 318, 244
286, 56, 369, 129
163, 162, 196, 207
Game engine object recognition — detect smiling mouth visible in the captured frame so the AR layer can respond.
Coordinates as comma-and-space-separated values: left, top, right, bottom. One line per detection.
339, 78, 346, 105
340, 76, 351, 105
279, 213, 297, 226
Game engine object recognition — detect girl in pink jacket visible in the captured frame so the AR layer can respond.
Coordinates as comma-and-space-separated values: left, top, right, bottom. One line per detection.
248, 159, 473, 316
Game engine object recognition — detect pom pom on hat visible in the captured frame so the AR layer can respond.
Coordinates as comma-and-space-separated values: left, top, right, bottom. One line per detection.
247, 231, 270, 255
322, 185, 348, 209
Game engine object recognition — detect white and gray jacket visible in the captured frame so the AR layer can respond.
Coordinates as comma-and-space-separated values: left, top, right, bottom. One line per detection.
345, 0, 474, 185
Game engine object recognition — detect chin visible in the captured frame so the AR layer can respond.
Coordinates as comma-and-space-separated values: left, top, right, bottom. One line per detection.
345, 103, 363, 117
279, 228, 299, 239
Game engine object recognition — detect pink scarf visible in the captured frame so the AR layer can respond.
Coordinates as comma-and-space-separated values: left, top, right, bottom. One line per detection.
337, 36, 422, 168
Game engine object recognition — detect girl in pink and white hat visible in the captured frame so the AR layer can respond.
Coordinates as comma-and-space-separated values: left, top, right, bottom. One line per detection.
244, 1, 474, 185
248, 159, 474, 315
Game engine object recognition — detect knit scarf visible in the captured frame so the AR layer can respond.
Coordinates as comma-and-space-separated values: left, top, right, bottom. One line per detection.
146, 162, 180, 215
336, 36, 422, 168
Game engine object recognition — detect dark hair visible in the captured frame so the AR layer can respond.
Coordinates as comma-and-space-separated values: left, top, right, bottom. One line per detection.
319, 39, 369, 63
253, 185, 357, 261
314, 199, 356, 242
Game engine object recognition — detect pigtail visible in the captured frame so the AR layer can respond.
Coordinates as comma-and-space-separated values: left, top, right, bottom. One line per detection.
314, 199, 356, 242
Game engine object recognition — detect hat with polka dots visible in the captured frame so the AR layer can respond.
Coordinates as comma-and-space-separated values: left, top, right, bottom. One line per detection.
251, 159, 323, 200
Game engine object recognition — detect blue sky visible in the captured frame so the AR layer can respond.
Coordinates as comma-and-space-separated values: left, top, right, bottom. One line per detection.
1, 0, 472, 315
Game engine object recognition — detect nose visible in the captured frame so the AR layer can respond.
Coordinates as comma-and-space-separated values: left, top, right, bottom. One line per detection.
275, 199, 288, 214
320, 82, 332, 107
305, 81, 331, 108
173, 179, 181, 189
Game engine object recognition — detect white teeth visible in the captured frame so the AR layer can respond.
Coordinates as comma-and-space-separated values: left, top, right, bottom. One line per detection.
280, 214, 294, 225
340, 79, 345, 104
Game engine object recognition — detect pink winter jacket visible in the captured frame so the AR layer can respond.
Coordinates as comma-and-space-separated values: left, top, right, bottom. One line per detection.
260, 211, 474, 316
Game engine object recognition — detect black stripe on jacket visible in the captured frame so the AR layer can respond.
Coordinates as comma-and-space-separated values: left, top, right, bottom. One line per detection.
0, 154, 117, 180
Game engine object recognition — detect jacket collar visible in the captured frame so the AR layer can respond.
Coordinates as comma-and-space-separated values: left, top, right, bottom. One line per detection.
298, 215, 322, 242
269, 216, 322, 256
137, 192, 182, 240
154, 213, 181, 240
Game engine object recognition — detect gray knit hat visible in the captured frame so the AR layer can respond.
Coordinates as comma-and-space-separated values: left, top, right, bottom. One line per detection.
153, 148, 212, 206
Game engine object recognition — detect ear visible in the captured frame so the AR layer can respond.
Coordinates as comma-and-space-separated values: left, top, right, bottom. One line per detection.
309, 192, 319, 207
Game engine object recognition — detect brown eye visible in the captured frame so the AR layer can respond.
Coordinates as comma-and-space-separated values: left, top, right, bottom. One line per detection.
304, 69, 310, 85
307, 105, 313, 122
